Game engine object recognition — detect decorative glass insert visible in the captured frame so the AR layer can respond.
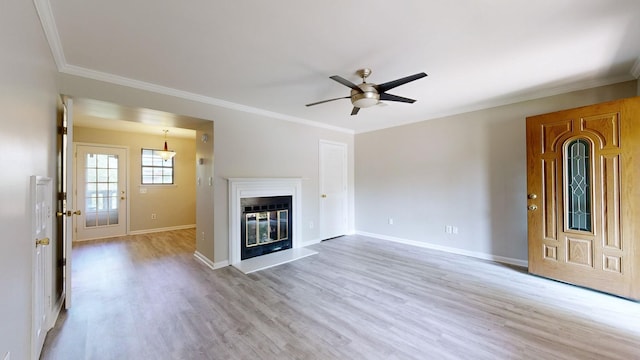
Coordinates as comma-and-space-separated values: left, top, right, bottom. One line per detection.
566, 139, 591, 232
141, 149, 174, 185
85, 153, 119, 228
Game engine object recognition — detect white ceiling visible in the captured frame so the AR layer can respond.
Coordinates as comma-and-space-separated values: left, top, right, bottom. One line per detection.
38, 0, 640, 134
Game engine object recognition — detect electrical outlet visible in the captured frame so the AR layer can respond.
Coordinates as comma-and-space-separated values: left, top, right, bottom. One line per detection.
453, 226, 459, 234
445, 225, 452, 234
388, 218, 394, 225
151, 213, 157, 220
201, 232, 205, 241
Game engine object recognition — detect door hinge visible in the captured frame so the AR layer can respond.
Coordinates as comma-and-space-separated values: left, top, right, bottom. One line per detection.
58, 258, 67, 267
61, 126, 68, 135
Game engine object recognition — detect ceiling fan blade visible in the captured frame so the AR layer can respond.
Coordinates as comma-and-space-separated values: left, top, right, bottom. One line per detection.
351, 107, 360, 116
330, 76, 363, 93
376, 72, 427, 93
306, 96, 350, 107
379, 93, 416, 104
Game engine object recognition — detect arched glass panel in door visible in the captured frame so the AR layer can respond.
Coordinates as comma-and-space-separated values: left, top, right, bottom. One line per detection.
566, 139, 592, 232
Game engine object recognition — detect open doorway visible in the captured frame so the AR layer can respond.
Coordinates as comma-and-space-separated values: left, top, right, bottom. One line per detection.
58, 96, 214, 308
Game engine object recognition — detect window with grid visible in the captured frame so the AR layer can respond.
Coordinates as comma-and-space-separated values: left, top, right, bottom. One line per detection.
141, 149, 174, 184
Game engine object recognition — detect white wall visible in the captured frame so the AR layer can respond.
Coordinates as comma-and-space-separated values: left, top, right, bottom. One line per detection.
211, 111, 355, 262
58, 74, 355, 264
355, 81, 638, 264
0, 1, 59, 359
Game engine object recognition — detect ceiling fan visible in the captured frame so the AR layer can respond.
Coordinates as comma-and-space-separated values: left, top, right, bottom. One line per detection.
306, 68, 427, 115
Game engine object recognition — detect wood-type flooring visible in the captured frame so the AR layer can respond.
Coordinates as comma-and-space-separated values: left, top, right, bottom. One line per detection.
41, 229, 640, 359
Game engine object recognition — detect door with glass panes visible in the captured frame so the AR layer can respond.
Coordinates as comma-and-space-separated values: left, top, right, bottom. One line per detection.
75, 145, 128, 240
526, 97, 640, 300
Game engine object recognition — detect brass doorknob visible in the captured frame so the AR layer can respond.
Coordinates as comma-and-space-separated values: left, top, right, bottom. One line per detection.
321, 194, 327, 198
528, 193, 538, 199
528, 205, 538, 211
36, 237, 50, 246
66, 210, 82, 216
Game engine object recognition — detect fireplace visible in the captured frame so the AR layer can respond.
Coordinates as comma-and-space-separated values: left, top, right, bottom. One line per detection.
241, 195, 292, 260
228, 178, 303, 267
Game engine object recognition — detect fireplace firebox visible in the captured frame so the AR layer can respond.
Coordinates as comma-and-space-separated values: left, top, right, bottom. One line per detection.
240, 195, 293, 260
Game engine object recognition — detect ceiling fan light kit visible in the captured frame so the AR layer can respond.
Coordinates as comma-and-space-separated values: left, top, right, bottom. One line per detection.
306, 68, 427, 116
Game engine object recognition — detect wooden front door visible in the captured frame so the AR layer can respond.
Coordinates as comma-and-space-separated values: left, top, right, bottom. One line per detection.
526, 97, 640, 300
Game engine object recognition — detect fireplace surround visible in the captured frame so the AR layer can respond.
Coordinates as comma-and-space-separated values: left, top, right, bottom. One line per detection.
228, 178, 303, 268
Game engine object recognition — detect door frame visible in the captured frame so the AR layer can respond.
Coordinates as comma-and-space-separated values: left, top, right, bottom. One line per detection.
63, 96, 74, 309
73, 143, 130, 241
319, 139, 348, 240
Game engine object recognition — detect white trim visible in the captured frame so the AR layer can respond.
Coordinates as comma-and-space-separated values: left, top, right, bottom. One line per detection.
63, 64, 354, 135
128, 224, 196, 236
193, 251, 229, 270
33, 0, 66, 70
33, 0, 354, 134
34, 0, 636, 136
356, 231, 529, 268
30, 1, 354, 135
228, 178, 302, 267
299, 238, 323, 247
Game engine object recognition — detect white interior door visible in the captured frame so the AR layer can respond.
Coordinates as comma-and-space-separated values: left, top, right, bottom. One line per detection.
31, 176, 53, 360
75, 145, 128, 241
319, 140, 348, 240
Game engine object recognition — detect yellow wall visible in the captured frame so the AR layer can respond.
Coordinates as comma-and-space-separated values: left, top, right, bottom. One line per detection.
73, 127, 196, 232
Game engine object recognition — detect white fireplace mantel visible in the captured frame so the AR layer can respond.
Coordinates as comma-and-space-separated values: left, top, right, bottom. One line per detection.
228, 178, 302, 266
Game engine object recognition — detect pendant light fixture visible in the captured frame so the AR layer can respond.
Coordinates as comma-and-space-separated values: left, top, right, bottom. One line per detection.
158, 129, 176, 161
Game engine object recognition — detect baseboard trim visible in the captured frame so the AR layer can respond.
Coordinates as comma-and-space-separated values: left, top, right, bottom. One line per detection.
129, 224, 196, 235
299, 238, 323, 247
194, 251, 229, 270
356, 231, 528, 268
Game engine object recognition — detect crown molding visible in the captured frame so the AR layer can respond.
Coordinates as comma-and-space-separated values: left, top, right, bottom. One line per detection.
61, 65, 354, 134
33, 0, 354, 135
631, 56, 640, 79
33, 0, 66, 71
34, 0, 636, 136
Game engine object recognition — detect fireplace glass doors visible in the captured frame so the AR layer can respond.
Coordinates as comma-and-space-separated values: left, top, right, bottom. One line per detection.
240, 196, 292, 260
245, 210, 289, 247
